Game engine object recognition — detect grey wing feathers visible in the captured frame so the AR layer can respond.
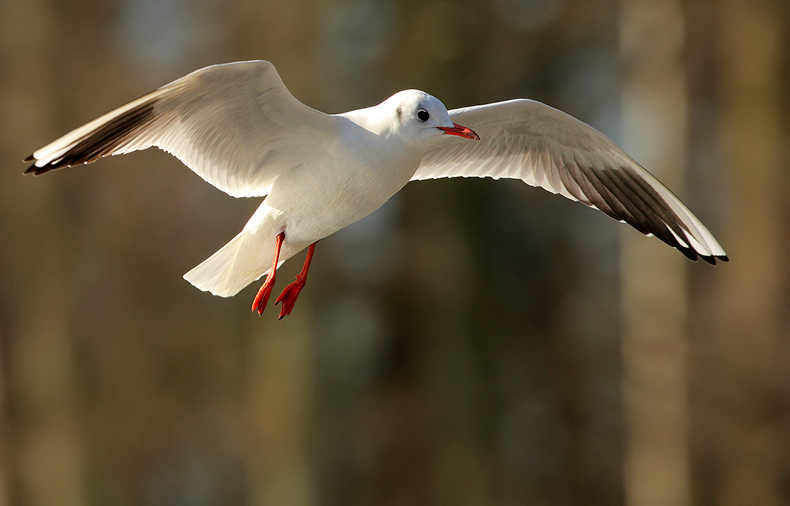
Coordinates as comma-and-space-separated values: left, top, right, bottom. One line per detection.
413, 99, 728, 264
25, 60, 338, 198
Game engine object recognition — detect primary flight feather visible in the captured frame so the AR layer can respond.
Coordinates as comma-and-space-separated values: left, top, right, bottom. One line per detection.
25, 60, 727, 318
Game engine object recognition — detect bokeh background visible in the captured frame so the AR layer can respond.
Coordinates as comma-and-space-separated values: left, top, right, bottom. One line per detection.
0, 0, 788, 505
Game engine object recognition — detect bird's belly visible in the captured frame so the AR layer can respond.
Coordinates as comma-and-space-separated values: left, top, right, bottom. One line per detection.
263, 155, 417, 245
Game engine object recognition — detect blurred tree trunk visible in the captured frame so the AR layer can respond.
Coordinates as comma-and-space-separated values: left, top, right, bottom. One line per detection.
619, 1, 691, 505
0, 1, 86, 505
404, 181, 492, 506
715, 0, 783, 504
226, 3, 319, 505
0, 345, 7, 505
683, 0, 729, 504
243, 316, 315, 506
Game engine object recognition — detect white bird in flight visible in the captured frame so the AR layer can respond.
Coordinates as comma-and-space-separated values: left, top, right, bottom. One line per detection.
25, 60, 727, 318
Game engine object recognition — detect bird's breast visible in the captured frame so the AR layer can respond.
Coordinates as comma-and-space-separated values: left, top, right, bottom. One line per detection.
263, 135, 421, 244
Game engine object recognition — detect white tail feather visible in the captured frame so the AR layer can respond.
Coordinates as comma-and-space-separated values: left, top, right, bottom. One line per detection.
184, 230, 276, 297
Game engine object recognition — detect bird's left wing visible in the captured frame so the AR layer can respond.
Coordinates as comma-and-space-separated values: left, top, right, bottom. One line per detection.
25, 60, 342, 198
413, 99, 727, 263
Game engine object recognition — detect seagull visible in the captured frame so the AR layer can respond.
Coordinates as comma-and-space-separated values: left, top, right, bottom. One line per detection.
25, 60, 727, 319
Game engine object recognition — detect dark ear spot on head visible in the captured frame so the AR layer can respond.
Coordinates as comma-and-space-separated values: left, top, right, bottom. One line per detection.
396, 106, 402, 122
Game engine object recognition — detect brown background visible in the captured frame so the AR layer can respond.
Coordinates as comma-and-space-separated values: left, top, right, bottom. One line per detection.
0, 0, 787, 505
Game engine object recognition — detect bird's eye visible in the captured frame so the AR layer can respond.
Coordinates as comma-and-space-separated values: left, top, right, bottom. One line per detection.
417, 109, 430, 122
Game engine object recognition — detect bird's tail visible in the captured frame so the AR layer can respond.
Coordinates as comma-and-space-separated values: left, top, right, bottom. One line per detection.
184, 229, 280, 297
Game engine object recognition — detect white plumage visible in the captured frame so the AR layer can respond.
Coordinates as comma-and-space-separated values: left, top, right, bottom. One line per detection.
25, 60, 727, 316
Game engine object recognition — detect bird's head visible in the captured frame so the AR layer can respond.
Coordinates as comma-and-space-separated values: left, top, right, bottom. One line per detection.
383, 90, 479, 149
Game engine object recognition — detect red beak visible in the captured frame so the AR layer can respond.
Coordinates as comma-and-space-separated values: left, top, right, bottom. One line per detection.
438, 122, 480, 140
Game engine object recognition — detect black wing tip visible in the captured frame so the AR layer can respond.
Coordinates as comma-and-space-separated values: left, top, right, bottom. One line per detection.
660, 232, 728, 266
24, 162, 54, 176
24, 163, 41, 175
22, 100, 157, 177
690, 252, 729, 266
705, 254, 729, 265
678, 244, 699, 262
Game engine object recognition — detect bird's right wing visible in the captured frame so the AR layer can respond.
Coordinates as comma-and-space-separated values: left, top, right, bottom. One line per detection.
25, 60, 342, 198
414, 99, 727, 263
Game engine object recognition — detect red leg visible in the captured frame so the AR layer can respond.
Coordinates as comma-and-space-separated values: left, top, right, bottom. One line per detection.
251, 232, 285, 315
275, 241, 318, 319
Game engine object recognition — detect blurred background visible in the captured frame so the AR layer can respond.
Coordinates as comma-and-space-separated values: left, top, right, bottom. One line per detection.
0, 0, 788, 505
